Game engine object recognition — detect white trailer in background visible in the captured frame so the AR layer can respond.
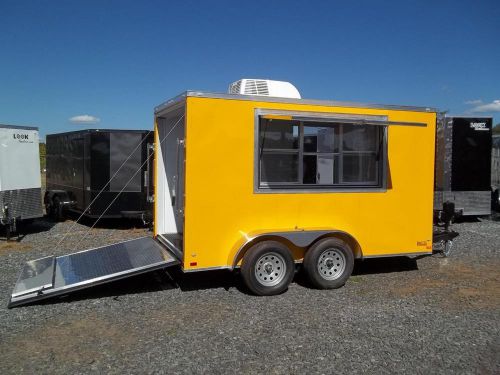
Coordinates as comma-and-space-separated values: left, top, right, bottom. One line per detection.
0, 124, 44, 238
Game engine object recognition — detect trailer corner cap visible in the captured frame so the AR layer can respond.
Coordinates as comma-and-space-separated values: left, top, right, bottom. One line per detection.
8, 237, 179, 308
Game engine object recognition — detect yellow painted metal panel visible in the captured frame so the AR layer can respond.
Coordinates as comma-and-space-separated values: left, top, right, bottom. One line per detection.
182, 97, 436, 270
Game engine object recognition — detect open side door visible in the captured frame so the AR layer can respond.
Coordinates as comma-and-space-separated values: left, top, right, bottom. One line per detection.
8, 236, 179, 308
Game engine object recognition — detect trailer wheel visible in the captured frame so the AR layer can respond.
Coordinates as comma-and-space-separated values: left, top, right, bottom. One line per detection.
304, 238, 354, 289
51, 196, 64, 222
493, 188, 500, 212
241, 241, 295, 296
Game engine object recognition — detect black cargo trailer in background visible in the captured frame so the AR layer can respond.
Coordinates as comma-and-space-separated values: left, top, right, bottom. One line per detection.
434, 116, 493, 216
45, 129, 154, 222
492, 135, 500, 211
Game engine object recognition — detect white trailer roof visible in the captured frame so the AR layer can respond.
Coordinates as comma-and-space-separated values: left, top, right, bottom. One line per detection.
0, 123, 38, 131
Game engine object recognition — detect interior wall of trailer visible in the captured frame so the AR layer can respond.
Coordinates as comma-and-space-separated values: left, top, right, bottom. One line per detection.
155, 105, 185, 235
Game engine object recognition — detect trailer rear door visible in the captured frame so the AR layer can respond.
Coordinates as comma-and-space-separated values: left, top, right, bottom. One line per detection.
155, 105, 185, 241
8, 237, 179, 307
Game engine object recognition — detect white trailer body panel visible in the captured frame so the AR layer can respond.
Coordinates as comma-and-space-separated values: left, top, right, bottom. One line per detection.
0, 124, 43, 222
0, 125, 41, 192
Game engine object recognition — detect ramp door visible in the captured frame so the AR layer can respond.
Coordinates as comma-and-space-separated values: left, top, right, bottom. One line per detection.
9, 237, 179, 307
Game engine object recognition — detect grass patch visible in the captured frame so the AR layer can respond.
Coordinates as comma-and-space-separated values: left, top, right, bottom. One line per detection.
349, 276, 363, 283
0, 241, 32, 255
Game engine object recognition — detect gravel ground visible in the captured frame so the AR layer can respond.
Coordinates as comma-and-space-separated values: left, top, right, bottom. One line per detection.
0, 217, 498, 374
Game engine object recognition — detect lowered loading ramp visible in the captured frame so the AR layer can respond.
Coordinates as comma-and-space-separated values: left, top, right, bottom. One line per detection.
8, 237, 179, 308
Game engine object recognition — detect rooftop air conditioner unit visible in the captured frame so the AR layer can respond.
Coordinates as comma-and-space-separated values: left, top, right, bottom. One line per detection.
228, 79, 301, 99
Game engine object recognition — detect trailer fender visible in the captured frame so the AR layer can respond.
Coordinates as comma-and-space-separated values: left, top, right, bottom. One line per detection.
230, 230, 362, 270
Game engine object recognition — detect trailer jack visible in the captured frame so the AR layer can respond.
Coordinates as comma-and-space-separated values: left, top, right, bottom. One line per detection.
433, 231, 459, 257
1, 204, 18, 241
433, 201, 459, 257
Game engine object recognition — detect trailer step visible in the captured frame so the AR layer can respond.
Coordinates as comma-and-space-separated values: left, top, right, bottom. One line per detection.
8, 236, 179, 308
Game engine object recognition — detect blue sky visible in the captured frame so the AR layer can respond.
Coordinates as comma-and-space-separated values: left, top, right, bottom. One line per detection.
0, 0, 499, 139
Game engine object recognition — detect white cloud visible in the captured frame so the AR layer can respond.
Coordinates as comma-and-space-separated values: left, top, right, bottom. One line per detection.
470, 100, 500, 113
464, 99, 482, 105
69, 114, 100, 124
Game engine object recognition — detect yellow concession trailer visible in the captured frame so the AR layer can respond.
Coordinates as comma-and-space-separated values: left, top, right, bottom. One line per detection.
9, 84, 455, 307
153, 90, 438, 295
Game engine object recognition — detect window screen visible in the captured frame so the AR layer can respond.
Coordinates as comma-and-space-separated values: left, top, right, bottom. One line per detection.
258, 117, 384, 189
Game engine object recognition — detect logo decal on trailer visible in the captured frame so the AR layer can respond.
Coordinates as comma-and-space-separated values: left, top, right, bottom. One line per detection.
12, 133, 34, 143
417, 240, 432, 250
470, 122, 489, 131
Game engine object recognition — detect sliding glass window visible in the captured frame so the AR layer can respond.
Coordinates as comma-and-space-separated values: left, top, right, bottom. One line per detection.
258, 117, 385, 190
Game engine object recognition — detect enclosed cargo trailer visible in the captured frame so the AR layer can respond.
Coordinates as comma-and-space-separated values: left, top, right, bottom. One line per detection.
434, 116, 493, 216
0, 124, 43, 238
9, 80, 457, 307
492, 135, 500, 211
44, 129, 154, 222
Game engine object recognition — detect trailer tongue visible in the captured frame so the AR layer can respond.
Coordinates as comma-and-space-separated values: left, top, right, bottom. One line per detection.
8, 237, 179, 308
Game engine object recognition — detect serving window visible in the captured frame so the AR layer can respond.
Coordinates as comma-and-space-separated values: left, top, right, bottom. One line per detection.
257, 115, 386, 191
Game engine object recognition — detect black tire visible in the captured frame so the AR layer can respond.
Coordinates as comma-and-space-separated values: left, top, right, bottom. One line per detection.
492, 189, 500, 212
52, 196, 64, 222
304, 238, 354, 289
241, 241, 295, 296
45, 203, 52, 217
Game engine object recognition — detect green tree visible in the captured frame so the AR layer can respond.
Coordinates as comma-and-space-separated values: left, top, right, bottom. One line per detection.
493, 124, 500, 134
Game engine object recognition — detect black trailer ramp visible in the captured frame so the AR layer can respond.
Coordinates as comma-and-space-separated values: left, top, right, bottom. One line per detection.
9, 237, 179, 307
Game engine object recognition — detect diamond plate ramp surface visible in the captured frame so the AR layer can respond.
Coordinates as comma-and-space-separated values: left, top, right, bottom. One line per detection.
8, 236, 179, 307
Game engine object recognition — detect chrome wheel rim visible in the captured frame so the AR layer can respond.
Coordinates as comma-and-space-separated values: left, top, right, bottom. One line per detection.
317, 248, 346, 280
255, 252, 287, 287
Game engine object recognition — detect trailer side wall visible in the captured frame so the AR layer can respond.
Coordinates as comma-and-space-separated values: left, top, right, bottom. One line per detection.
181, 97, 436, 270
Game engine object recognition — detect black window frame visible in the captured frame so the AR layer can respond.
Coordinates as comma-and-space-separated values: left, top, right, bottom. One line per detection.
255, 110, 388, 193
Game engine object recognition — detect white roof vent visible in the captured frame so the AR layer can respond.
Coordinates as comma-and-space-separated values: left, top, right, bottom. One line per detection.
228, 79, 301, 99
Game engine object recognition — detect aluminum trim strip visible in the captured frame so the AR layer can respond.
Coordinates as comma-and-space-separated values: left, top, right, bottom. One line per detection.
182, 265, 231, 273
157, 234, 183, 260
363, 251, 433, 259
257, 109, 388, 122
254, 187, 388, 194
256, 109, 427, 127
185, 91, 438, 112
445, 115, 493, 119
154, 91, 438, 114
181, 262, 303, 273
154, 93, 187, 114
